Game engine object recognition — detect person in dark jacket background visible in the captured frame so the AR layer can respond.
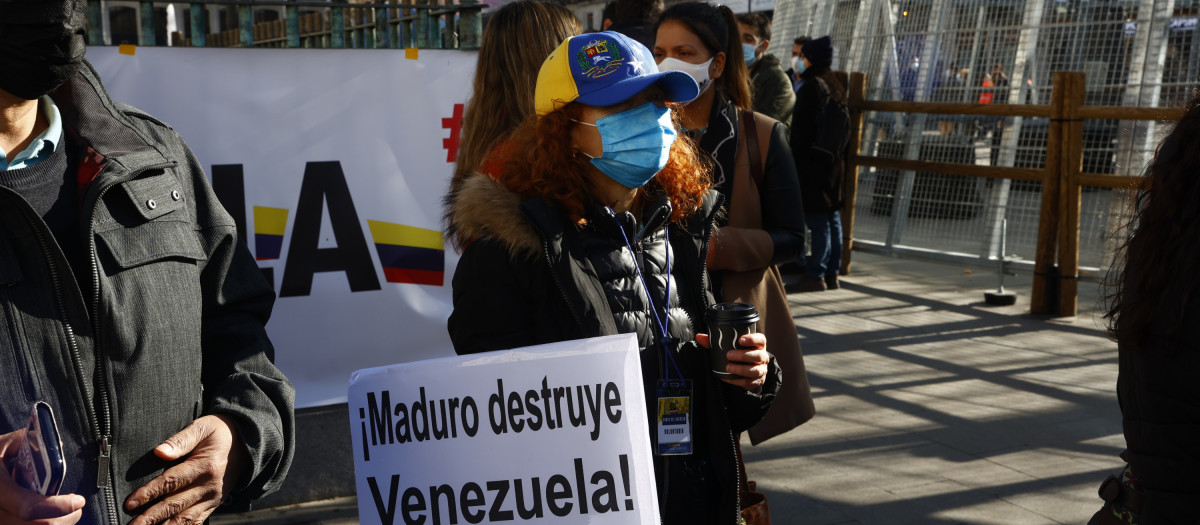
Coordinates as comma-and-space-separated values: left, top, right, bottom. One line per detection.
0, 1, 294, 524
602, 0, 663, 51
446, 31, 781, 524
1091, 93, 1200, 525
789, 36, 846, 292
736, 13, 795, 128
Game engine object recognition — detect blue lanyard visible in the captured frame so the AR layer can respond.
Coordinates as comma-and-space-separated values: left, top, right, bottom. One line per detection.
608, 208, 684, 383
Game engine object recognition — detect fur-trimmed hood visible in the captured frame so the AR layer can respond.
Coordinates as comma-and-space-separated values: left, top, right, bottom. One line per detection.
443, 171, 542, 260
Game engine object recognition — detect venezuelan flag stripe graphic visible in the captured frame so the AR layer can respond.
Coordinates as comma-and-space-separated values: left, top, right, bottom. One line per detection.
367, 220, 445, 286
253, 206, 289, 260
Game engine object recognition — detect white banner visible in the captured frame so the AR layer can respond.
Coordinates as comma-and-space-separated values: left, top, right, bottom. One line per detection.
90, 47, 475, 406
347, 334, 658, 525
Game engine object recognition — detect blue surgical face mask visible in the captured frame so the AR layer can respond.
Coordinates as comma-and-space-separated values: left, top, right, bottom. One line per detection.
742, 42, 758, 66
576, 102, 677, 189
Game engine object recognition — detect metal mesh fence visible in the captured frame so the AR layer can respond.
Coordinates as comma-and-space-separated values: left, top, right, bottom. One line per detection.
770, 0, 1196, 272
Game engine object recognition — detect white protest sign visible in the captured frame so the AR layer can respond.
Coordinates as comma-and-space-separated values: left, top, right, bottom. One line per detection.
347, 334, 659, 525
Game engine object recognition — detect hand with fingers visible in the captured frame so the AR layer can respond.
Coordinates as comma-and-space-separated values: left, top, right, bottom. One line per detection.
0, 430, 84, 525
695, 332, 771, 391
124, 415, 248, 525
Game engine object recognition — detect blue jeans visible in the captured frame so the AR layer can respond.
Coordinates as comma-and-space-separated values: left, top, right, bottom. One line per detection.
804, 210, 843, 280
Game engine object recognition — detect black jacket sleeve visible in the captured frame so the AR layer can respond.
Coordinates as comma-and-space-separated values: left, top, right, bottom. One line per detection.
722, 354, 783, 433
760, 121, 807, 265
447, 239, 542, 355
186, 145, 296, 505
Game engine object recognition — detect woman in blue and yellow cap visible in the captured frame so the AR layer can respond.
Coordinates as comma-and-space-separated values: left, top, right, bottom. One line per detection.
445, 31, 781, 524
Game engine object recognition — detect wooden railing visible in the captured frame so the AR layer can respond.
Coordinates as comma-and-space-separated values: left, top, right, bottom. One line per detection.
842, 72, 1183, 317
85, 0, 483, 49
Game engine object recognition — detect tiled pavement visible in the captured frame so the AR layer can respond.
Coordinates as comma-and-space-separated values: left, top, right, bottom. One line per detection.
750, 251, 1122, 524
216, 250, 1124, 524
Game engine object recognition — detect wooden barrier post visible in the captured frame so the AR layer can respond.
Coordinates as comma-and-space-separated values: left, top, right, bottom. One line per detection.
375, 4, 389, 49
1057, 72, 1086, 317
238, 6, 253, 47
139, 2, 156, 46
1031, 73, 1068, 314
331, 7, 346, 48
841, 72, 867, 276
459, 0, 482, 49
190, 4, 207, 47
87, 0, 105, 45
286, 5, 301, 48
416, 2, 431, 48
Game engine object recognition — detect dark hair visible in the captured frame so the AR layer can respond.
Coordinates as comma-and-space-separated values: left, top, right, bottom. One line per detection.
613, 0, 663, 22
656, 2, 752, 110
736, 12, 771, 42
794, 35, 812, 46
602, 1, 616, 22
1105, 91, 1200, 351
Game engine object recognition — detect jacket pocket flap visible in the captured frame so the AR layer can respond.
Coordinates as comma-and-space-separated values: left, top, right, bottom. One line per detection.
95, 221, 207, 269
121, 173, 186, 221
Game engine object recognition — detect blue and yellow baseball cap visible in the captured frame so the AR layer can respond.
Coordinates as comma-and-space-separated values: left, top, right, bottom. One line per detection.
535, 31, 701, 116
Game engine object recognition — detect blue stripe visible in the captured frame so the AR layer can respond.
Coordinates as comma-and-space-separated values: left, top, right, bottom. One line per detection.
256, 234, 284, 259
375, 244, 443, 272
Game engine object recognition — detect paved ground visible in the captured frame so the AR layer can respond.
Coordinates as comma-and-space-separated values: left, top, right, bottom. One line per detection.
749, 250, 1121, 524
216, 249, 1124, 524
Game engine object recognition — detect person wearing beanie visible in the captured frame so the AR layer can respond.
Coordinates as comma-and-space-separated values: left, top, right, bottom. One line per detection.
790, 35, 846, 292
801, 35, 834, 69
447, 30, 782, 525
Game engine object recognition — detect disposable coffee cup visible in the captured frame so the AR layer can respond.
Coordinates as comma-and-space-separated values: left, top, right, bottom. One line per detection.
705, 302, 759, 379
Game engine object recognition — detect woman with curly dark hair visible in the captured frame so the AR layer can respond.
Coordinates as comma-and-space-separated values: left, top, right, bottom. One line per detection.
1090, 94, 1200, 524
445, 31, 782, 524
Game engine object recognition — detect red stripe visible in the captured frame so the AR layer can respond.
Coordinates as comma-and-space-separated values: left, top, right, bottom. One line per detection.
382, 268, 444, 286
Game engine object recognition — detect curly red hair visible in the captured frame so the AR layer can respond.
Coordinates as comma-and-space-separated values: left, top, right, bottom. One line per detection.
495, 103, 712, 226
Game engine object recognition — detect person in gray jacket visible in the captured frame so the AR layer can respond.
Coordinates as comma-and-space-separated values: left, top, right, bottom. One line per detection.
0, 1, 295, 524
737, 13, 795, 129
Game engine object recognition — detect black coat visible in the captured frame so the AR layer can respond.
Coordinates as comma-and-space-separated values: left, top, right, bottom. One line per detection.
446, 173, 781, 524
790, 64, 847, 214
1116, 290, 1200, 523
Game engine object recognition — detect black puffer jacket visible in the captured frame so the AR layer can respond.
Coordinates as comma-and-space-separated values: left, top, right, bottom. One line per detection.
446, 173, 781, 524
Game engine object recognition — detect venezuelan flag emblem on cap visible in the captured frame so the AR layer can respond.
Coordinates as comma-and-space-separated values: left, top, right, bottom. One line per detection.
534, 31, 700, 116
367, 220, 445, 286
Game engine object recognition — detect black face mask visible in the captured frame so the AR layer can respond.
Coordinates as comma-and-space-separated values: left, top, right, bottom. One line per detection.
0, 0, 88, 100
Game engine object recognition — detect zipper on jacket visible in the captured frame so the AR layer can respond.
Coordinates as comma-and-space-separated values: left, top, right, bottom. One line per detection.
84, 163, 172, 520
85, 176, 132, 521
539, 236, 586, 330
525, 217, 586, 331
12, 199, 111, 515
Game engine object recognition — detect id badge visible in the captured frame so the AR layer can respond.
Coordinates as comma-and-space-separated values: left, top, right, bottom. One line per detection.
656, 379, 693, 455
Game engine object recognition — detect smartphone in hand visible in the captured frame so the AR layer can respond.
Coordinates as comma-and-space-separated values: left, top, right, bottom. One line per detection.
11, 401, 66, 496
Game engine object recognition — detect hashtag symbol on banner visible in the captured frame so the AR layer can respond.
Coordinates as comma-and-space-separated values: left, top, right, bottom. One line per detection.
442, 103, 464, 163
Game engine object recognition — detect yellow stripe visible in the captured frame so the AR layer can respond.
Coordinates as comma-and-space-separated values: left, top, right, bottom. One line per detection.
253, 206, 289, 235
118, 44, 137, 56
367, 220, 444, 251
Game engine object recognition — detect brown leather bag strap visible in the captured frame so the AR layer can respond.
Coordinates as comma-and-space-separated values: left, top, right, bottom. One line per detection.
740, 108, 765, 187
